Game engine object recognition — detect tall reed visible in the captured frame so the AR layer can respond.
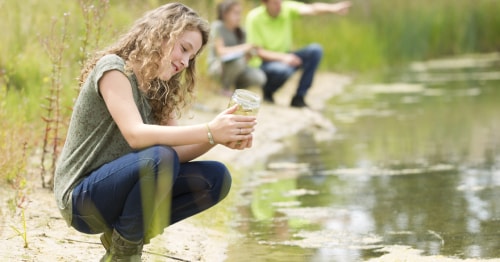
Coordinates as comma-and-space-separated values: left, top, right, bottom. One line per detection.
39, 13, 70, 188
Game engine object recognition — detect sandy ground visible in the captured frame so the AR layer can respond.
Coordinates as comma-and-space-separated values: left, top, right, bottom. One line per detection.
0, 72, 349, 262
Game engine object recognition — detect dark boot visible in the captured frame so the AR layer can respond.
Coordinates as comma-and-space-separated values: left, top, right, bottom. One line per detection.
290, 95, 308, 108
100, 229, 143, 262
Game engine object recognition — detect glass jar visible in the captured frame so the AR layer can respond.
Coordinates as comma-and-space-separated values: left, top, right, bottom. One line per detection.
228, 89, 261, 116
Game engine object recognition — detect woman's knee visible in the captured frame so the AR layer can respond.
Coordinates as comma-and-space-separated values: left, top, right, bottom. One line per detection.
240, 68, 267, 88
255, 70, 267, 86
208, 161, 232, 200
154, 146, 178, 163
140, 146, 179, 177
220, 165, 232, 199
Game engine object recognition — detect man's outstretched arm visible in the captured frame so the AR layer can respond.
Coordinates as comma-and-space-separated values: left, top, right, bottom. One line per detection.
299, 0, 352, 16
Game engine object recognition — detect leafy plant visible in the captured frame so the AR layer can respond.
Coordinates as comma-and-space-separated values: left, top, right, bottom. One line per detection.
39, 13, 70, 189
38, 0, 110, 188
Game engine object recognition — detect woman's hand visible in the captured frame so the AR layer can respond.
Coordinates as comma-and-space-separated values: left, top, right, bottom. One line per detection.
207, 104, 257, 149
226, 134, 253, 150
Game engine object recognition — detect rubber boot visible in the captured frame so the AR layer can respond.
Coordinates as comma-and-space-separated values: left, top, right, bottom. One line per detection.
100, 229, 143, 262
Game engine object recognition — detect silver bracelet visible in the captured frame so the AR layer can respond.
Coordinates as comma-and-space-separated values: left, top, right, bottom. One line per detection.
206, 123, 215, 145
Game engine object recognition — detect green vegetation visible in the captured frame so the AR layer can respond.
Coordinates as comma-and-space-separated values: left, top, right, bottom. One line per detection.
0, 0, 498, 226
295, 0, 500, 72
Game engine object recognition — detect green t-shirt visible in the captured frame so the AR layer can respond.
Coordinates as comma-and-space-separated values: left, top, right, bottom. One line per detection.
245, 1, 305, 66
54, 54, 153, 225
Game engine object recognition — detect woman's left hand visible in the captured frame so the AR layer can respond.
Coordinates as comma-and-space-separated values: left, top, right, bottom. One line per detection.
225, 135, 253, 150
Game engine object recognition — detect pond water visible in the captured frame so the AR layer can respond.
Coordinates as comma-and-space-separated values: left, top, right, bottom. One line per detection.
225, 53, 500, 262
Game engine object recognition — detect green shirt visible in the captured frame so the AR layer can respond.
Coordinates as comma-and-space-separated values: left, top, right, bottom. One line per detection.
245, 1, 305, 66
54, 54, 153, 225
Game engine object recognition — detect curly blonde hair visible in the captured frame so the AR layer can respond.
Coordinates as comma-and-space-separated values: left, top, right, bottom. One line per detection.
79, 3, 210, 124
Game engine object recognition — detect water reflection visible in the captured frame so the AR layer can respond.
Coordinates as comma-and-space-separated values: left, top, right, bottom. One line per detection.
226, 54, 500, 261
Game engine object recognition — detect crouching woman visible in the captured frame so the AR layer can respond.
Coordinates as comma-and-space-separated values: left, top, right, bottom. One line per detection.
54, 3, 256, 261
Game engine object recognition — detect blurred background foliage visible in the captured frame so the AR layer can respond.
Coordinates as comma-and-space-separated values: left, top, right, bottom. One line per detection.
0, 0, 498, 182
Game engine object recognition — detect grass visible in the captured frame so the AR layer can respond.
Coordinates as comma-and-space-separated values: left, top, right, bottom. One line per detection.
299, 0, 498, 70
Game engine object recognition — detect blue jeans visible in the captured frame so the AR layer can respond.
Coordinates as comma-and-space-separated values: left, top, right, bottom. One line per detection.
260, 43, 323, 97
71, 146, 232, 242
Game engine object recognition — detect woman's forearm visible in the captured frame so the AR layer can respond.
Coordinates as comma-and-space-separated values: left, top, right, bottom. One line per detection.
173, 143, 215, 163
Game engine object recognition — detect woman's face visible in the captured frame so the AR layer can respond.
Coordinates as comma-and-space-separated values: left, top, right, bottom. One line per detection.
223, 4, 242, 29
158, 29, 203, 81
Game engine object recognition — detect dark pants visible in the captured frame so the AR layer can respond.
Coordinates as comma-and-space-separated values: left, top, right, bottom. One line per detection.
71, 146, 232, 242
260, 43, 323, 98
